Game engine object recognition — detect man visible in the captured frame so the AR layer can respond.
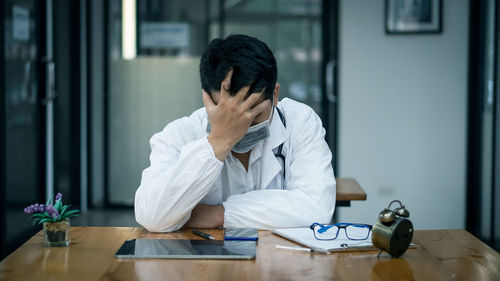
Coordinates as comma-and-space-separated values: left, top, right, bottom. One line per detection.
135, 34, 336, 232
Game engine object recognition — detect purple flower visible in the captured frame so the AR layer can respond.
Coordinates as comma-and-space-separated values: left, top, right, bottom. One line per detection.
45, 205, 59, 219
36, 204, 45, 212
24, 206, 33, 214
24, 192, 79, 224
24, 203, 45, 214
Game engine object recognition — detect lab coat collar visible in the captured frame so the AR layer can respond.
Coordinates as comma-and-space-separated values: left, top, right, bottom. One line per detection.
266, 106, 288, 150
250, 106, 288, 163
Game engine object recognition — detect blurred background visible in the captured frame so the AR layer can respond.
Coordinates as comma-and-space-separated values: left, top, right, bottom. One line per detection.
1, 0, 499, 258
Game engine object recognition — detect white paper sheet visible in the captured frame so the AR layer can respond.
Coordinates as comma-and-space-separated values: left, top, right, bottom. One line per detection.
272, 227, 375, 253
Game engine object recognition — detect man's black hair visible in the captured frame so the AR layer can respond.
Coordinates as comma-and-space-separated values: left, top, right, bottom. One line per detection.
199, 34, 277, 100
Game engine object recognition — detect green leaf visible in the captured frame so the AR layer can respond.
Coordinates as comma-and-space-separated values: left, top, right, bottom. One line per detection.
54, 200, 63, 213
61, 210, 80, 219
59, 205, 70, 218
39, 218, 53, 224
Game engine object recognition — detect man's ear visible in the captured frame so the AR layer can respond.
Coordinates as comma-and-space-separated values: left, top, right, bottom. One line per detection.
273, 83, 280, 107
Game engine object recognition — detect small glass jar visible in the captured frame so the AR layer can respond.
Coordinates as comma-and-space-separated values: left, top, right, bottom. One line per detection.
43, 219, 70, 247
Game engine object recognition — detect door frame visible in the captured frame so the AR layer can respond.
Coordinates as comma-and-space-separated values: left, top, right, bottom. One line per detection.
0, 0, 6, 259
466, 0, 499, 250
322, 0, 339, 176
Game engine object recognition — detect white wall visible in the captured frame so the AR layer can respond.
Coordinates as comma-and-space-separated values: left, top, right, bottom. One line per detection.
337, 0, 469, 229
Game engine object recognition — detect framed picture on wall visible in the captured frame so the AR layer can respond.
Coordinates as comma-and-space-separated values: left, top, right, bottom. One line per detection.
385, 0, 442, 34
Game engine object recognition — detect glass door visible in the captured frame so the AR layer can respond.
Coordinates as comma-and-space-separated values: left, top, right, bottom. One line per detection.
2, 0, 48, 258
106, 0, 209, 205
212, 0, 338, 169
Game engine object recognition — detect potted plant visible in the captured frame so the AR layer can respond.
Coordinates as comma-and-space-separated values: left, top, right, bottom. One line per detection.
24, 193, 80, 247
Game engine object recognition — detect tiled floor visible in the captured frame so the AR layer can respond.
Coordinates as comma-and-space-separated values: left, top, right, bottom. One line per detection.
71, 208, 140, 227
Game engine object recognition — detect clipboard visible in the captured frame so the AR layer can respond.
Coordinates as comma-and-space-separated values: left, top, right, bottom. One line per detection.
272, 227, 377, 253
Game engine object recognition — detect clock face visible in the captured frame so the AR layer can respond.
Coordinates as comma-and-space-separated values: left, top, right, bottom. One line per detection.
388, 218, 414, 257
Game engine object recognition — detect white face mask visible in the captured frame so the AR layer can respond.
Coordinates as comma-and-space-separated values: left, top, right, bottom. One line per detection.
231, 118, 270, 153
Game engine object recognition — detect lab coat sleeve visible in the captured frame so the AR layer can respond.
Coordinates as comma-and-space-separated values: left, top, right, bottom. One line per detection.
222, 107, 336, 229
135, 120, 224, 232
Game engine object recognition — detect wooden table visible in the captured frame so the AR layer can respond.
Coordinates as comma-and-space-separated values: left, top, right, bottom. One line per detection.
0, 227, 498, 281
335, 178, 366, 206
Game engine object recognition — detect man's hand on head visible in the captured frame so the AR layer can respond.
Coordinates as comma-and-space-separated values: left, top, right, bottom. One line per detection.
184, 203, 225, 229
203, 68, 270, 161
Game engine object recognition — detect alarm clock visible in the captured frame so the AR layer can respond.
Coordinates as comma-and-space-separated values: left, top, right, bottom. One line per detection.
371, 200, 413, 257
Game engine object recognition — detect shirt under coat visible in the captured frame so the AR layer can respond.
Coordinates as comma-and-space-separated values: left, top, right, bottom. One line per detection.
134, 98, 336, 232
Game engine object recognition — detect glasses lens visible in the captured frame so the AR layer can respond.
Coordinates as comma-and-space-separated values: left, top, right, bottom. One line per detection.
345, 225, 370, 240
313, 224, 339, 240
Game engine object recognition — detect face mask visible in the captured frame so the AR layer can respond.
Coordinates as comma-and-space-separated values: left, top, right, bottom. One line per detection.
231, 119, 270, 153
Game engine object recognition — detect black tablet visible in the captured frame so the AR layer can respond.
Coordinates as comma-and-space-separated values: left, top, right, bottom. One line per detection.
115, 239, 256, 260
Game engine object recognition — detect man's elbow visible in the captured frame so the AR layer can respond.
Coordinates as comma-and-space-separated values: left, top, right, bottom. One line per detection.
142, 223, 178, 233
135, 213, 161, 232
134, 203, 189, 233
135, 212, 182, 233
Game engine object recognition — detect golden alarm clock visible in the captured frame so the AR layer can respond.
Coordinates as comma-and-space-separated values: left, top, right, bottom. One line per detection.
371, 200, 413, 257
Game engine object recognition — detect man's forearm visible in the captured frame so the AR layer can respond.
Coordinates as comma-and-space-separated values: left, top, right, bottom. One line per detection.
136, 137, 224, 232
222, 188, 335, 229
184, 203, 225, 229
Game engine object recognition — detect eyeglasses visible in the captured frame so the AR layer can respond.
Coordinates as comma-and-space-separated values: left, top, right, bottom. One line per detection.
310, 222, 373, 241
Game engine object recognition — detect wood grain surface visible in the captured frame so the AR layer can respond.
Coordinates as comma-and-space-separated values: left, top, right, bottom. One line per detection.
1, 227, 498, 281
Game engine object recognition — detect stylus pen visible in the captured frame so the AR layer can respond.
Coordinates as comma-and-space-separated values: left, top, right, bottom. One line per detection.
275, 244, 329, 254
192, 229, 215, 240
276, 244, 313, 252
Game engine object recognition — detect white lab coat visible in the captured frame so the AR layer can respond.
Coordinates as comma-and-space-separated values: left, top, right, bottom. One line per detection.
135, 98, 336, 232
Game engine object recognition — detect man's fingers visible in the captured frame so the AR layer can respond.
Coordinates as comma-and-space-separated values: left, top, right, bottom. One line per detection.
220, 68, 233, 98
202, 90, 215, 109
233, 85, 251, 103
249, 99, 271, 117
242, 90, 265, 110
